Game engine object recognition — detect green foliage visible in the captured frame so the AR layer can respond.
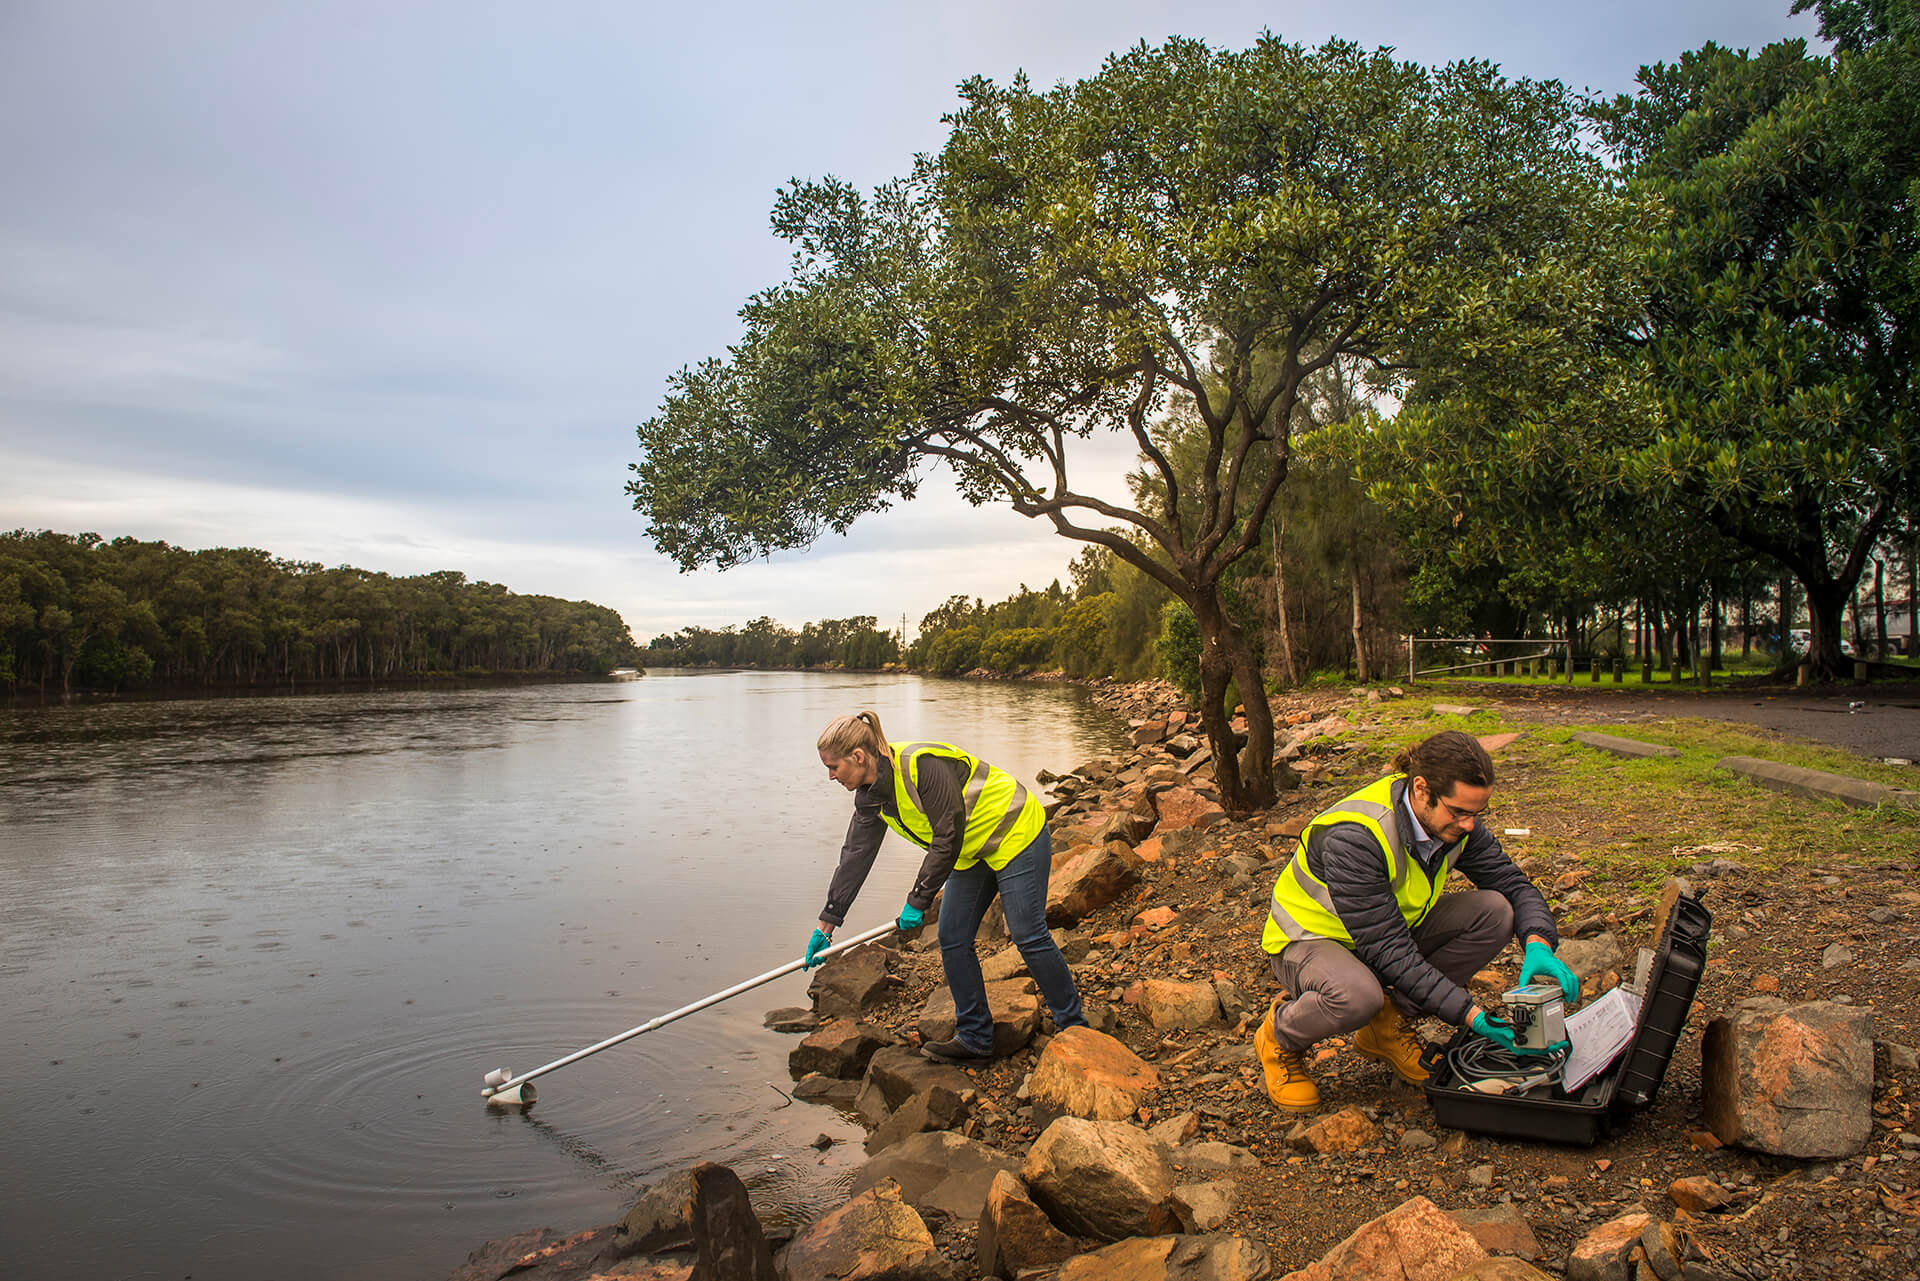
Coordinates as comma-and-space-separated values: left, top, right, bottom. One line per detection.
629, 33, 1638, 811
978, 626, 1059, 673
925, 625, 982, 676
0, 529, 640, 692
1583, 26, 1920, 676
1155, 600, 1202, 704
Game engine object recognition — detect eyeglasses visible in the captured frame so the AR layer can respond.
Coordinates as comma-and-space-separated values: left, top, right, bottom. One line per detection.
1435, 796, 1490, 823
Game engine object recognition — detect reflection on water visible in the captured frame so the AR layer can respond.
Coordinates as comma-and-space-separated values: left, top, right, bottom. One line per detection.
0, 672, 1122, 1281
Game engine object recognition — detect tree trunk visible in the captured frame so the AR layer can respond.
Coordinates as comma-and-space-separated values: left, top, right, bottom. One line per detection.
1349, 564, 1369, 683
1875, 558, 1887, 660
1192, 589, 1276, 814
1741, 594, 1752, 659
1805, 578, 1851, 678
1269, 508, 1299, 688
1709, 584, 1722, 671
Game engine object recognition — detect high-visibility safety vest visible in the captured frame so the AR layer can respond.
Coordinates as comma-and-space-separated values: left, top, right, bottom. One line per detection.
1262, 774, 1465, 955
883, 740, 1045, 872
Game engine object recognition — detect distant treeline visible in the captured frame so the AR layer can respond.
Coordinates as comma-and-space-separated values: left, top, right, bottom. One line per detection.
1, 529, 641, 694
642, 614, 899, 670
642, 547, 1181, 683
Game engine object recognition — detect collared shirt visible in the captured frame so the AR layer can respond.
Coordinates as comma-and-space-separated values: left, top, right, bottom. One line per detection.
1401, 789, 1439, 858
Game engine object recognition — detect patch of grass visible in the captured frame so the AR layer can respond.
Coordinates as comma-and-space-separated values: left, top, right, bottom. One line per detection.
1328, 693, 1919, 901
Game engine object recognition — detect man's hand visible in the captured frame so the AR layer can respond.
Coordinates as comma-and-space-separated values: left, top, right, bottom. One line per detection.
1519, 937, 1581, 1005
804, 927, 833, 968
895, 903, 925, 936
1470, 1009, 1523, 1051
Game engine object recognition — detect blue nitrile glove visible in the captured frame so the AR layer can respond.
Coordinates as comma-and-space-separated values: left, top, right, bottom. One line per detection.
895, 903, 924, 933
1519, 939, 1581, 1005
804, 928, 833, 969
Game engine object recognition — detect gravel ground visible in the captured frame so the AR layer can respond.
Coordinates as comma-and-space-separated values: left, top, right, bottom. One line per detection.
824, 686, 1920, 1278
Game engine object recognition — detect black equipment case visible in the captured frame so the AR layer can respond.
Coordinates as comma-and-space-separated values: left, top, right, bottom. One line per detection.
1423, 890, 1712, 1146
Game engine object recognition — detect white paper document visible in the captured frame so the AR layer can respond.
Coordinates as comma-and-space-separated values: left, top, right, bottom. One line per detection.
1561, 985, 1642, 1092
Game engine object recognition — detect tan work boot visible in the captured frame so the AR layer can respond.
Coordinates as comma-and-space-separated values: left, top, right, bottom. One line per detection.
1353, 1001, 1430, 1085
1254, 1001, 1321, 1111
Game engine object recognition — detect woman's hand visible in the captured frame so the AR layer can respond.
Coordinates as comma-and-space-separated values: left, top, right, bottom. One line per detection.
804, 926, 833, 968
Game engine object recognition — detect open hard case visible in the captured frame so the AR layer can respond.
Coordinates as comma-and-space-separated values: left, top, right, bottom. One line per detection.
1423, 889, 1712, 1145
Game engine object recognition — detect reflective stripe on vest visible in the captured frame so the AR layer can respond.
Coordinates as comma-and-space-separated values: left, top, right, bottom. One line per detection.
885, 740, 1045, 872
1262, 774, 1464, 954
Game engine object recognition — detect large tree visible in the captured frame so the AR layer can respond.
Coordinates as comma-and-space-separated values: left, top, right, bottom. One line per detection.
1587, 13, 1920, 678
629, 35, 1637, 811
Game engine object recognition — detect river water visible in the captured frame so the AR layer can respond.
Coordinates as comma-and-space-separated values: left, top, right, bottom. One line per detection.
0, 671, 1125, 1281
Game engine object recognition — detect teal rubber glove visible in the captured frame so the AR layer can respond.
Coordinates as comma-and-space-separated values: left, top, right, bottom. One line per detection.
895, 903, 924, 933
1470, 1010, 1522, 1051
804, 928, 833, 968
1519, 939, 1581, 1005
1472, 1010, 1563, 1055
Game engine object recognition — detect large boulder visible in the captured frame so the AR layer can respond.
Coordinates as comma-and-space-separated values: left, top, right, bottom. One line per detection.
917, 979, 1042, 1056
850, 1130, 1021, 1223
1140, 979, 1224, 1030
776, 1178, 953, 1281
1151, 787, 1229, 832
611, 1162, 776, 1280
787, 1021, 895, 1081
807, 942, 898, 1018
1277, 1196, 1487, 1281
1028, 1026, 1161, 1128
1554, 934, 1623, 988
1057, 1235, 1273, 1281
1022, 1116, 1179, 1241
863, 1045, 977, 1111
977, 1170, 1078, 1280
1701, 998, 1874, 1158
1047, 843, 1144, 926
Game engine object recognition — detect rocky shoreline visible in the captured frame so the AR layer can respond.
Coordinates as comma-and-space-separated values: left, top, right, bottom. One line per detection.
448, 680, 1917, 1280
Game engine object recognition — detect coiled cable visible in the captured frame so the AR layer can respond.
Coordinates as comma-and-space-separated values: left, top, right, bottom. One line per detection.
1446, 1035, 1569, 1095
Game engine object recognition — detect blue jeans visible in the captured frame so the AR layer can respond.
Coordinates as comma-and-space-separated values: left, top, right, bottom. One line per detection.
937, 826, 1088, 1052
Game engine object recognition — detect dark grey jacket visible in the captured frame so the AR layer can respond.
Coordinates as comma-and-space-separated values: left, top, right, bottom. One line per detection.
818, 754, 965, 928
1303, 777, 1557, 1025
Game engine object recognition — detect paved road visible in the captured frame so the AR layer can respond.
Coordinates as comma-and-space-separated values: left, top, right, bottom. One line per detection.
1455, 680, 1920, 764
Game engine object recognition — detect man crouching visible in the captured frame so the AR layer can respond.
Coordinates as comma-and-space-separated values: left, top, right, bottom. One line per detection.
1255, 730, 1578, 1109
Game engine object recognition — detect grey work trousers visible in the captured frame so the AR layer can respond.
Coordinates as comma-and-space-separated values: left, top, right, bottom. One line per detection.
1265, 890, 1515, 1052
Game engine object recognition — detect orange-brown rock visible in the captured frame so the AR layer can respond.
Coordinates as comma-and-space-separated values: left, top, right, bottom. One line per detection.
1668, 1176, 1733, 1214
1448, 1204, 1541, 1260
1028, 1025, 1161, 1127
1292, 1105, 1380, 1154
976, 1170, 1076, 1280
1139, 978, 1224, 1030
1565, 1210, 1653, 1281
1278, 1196, 1489, 1281
1152, 787, 1229, 831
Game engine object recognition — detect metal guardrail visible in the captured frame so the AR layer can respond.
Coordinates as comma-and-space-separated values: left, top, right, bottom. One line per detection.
1406, 636, 1572, 681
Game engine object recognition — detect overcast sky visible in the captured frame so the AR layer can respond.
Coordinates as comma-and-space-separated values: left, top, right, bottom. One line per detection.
0, 2, 1823, 643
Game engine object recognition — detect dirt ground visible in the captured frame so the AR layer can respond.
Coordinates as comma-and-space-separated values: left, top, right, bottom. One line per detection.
839, 683, 1920, 1279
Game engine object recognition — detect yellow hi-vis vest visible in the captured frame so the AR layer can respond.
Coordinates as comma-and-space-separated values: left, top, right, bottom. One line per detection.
1262, 774, 1465, 955
884, 740, 1045, 872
